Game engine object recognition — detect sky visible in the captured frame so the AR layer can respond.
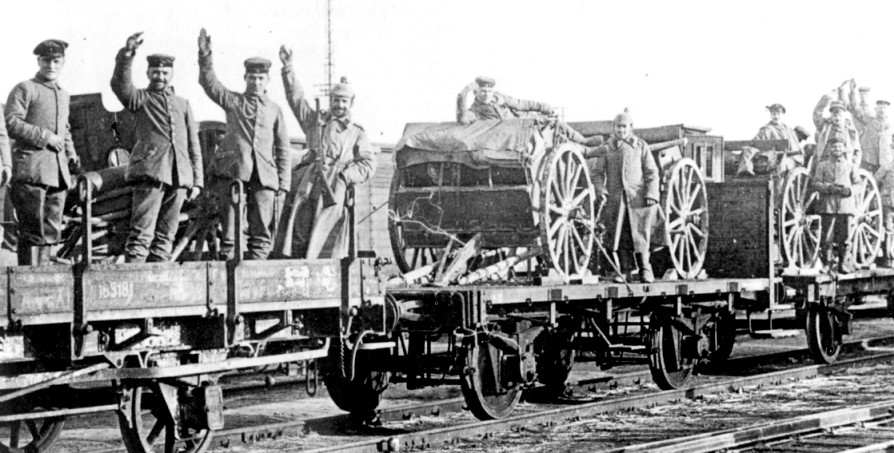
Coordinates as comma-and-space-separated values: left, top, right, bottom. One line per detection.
2, 0, 894, 146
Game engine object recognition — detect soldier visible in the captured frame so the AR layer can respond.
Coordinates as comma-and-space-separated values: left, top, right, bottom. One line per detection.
197, 29, 291, 260
813, 85, 861, 166
812, 137, 859, 273
457, 76, 602, 146
584, 111, 659, 283
845, 80, 892, 173
111, 32, 203, 263
737, 103, 803, 177
273, 46, 375, 259
4, 40, 79, 265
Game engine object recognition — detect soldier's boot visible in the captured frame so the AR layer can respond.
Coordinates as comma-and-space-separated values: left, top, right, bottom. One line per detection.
612, 252, 632, 283
838, 244, 856, 274
16, 246, 39, 266
636, 253, 655, 283
125, 254, 146, 264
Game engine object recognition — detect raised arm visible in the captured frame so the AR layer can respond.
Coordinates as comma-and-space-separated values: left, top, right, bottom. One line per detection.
457, 82, 476, 124
111, 33, 146, 112
502, 94, 555, 116
813, 94, 832, 130
340, 128, 376, 185
279, 46, 314, 134
273, 107, 292, 191
197, 29, 236, 110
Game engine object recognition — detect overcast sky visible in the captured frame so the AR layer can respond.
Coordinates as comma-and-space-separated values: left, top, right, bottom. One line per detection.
2, 0, 893, 145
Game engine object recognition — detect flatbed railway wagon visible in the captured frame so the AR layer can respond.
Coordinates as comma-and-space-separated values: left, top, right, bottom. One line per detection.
376, 119, 779, 420
0, 98, 392, 453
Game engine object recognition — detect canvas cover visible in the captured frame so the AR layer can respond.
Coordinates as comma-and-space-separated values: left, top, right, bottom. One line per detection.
394, 119, 545, 169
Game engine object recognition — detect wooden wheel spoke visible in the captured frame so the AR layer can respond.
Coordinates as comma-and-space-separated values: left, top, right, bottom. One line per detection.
570, 226, 587, 254
688, 223, 705, 238
549, 218, 564, 238
571, 189, 590, 207
551, 177, 565, 202
668, 216, 686, 232
549, 205, 565, 215
686, 183, 703, 211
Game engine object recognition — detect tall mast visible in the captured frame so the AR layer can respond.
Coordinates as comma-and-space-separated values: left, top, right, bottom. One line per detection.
326, 0, 333, 95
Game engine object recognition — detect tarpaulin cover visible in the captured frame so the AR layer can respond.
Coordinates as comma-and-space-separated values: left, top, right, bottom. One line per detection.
394, 119, 543, 169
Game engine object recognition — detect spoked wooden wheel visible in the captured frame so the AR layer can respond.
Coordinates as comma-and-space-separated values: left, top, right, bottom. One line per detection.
322, 339, 390, 416
849, 169, 883, 268
388, 169, 445, 273
538, 144, 596, 282
534, 318, 577, 398
117, 384, 214, 453
648, 317, 695, 390
0, 399, 65, 453
806, 305, 842, 364
662, 158, 709, 279
781, 166, 821, 269
459, 334, 522, 420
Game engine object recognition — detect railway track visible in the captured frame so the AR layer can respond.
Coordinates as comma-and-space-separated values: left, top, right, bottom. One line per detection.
62, 334, 894, 453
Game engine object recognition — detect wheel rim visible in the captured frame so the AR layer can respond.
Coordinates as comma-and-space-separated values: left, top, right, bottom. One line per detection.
459, 338, 521, 420
848, 170, 883, 268
806, 307, 841, 364
0, 400, 64, 453
648, 319, 694, 389
663, 159, 709, 279
781, 167, 821, 269
117, 385, 213, 453
539, 144, 595, 282
322, 339, 389, 416
708, 310, 736, 363
388, 169, 445, 273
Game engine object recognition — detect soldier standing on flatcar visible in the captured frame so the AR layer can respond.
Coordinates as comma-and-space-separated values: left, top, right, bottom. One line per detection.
456, 77, 602, 146
111, 32, 203, 263
844, 80, 892, 174
197, 29, 291, 261
584, 111, 659, 283
812, 137, 859, 274
4, 40, 79, 266
273, 46, 375, 259
813, 84, 861, 166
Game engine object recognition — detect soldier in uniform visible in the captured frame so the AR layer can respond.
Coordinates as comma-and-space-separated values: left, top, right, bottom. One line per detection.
273, 46, 376, 259
457, 76, 602, 146
111, 32, 203, 263
4, 40, 79, 265
737, 103, 803, 177
844, 80, 892, 173
813, 86, 861, 166
812, 137, 859, 273
197, 29, 291, 260
584, 111, 659, 283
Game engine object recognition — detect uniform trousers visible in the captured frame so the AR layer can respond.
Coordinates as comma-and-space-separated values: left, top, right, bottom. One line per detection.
213, 168, 276, 261
125, 180, 186, 262
11, 181, 66, 247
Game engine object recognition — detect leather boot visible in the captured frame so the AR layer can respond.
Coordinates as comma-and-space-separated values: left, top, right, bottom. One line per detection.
125, 254, 145, 264
612, 252, 632, 283
838, 244, 855, 274
636, 252, 655, 283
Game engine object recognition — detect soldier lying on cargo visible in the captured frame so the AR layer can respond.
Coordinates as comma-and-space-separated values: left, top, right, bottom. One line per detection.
456, 76, 602, 146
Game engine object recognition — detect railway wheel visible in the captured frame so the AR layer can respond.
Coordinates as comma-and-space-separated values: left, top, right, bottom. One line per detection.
538, 143, 596, 282
322, 339, 390, 417
0, 399, 65, 453
117, 383, 215, 453
388, 170, 445, 273
849, 169, 883, 268
806, 305, 842, 364
662, 158, 709, 279
534, 319, 577, 398
648, 317, 695, 389
781, 167, 821, 269
459, 334, 522, 420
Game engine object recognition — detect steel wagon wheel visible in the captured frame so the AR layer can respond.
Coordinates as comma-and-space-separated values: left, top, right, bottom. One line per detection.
648, 316, 695, 390
459, 334, 522, 420
538, 143, 596, 282
806, 305, 842, 364
662, 158, 709, 279
388, 169, 445, 273
849, 169, 883, 268
781, 166, 821, 269
117, 384, 215, 453
0, 400, 65, 453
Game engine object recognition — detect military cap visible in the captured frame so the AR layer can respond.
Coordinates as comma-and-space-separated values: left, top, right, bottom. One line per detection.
33, 39, 68, 57
859, 86, 871, 93
475, 76, 496, 88
829, 100, 847, 112
614, 110, 633, 125
766, 103, 786, 113
794, 125, 812, 141
878, 100, 891, 106
244, 57, 271, 74
330, 76, 354, 99
147, 54, 175, 68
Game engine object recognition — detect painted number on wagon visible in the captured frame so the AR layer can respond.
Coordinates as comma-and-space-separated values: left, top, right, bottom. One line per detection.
98, 281, 134, 299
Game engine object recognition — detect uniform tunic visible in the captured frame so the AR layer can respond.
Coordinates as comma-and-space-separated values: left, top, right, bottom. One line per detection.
812, 153, 860, 259
199, 52, 291, 259
111, 48, 204, 261
4, 75, 77, 246
273, 64, 376, 259
585, 135, 660, 254
848, 101, 892, 172
813, 95, 862, 165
